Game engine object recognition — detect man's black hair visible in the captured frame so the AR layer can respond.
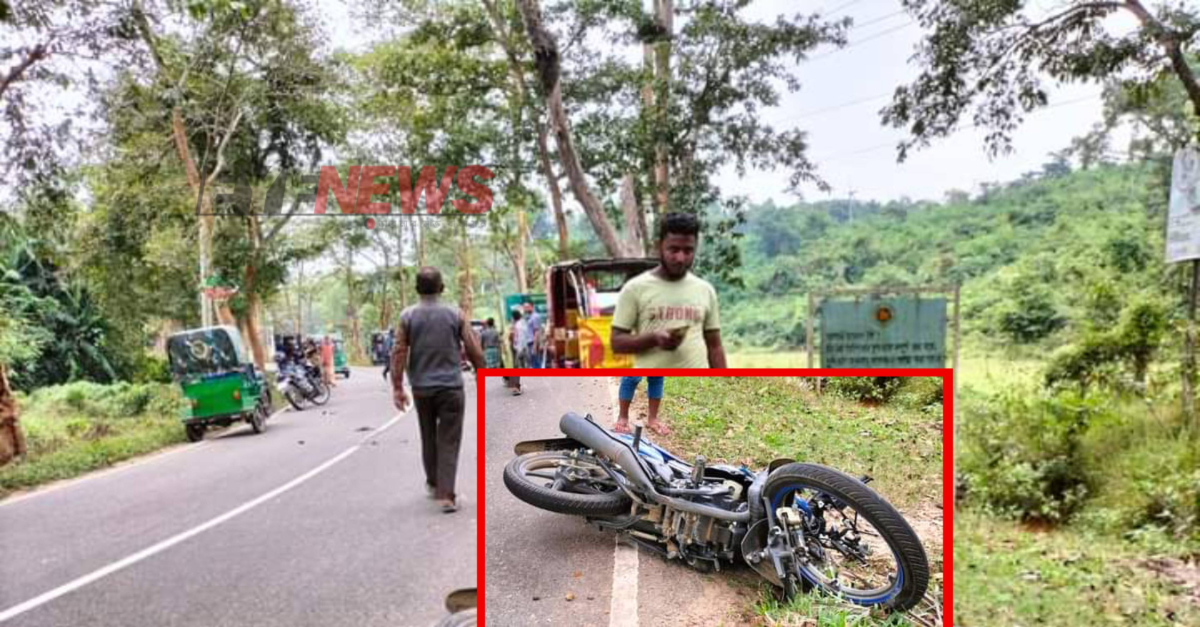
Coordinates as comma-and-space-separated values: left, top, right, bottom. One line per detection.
486, 317, 495, 326
658, 211, 700, 241
416, 266, 443, 295
511, 310, 522, 321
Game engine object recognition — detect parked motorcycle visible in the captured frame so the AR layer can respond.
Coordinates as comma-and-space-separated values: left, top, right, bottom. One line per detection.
274, 353, 330, 410
504, 413, 930, 611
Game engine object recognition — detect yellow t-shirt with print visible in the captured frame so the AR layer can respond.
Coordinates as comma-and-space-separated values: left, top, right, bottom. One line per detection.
611, 270, 720, 368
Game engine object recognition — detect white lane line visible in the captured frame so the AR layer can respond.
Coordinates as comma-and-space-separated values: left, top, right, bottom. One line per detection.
0, 407, 291, 509
609, 536, 640, 627
0, 412, 404, 624
606, 377, 639, 627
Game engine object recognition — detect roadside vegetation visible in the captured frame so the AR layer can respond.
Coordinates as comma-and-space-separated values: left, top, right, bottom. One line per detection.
0, 376, 289, 499
0, 381, 187, 498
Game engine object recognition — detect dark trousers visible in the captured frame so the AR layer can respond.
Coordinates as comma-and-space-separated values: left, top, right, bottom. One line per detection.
413, 387, 465, 501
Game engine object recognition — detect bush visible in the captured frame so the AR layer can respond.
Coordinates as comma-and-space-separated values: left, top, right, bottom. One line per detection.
896, 377, 943, 409
826, 376, 902, 403
958, 389, 1098, 522
130, 354, 171, 384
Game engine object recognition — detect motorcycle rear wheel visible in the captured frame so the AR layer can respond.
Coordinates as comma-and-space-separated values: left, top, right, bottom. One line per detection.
503, 451, 631, 517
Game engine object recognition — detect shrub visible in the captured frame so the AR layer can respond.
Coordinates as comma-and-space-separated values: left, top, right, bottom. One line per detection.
896, 377, 943, 409
958, 389, 1098, 522
826, 377, 902, 403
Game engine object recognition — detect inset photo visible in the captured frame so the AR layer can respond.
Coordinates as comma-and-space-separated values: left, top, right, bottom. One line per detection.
483, 375, 947, 626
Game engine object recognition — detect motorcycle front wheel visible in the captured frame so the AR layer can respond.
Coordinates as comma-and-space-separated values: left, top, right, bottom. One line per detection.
763, 463, 930, 612
283, 386, 304, 411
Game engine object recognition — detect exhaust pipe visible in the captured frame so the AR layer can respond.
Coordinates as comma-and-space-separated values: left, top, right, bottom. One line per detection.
559, 413, 749, 523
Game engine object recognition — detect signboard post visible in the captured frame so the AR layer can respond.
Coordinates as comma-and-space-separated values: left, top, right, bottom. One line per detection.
1167, 147, 1200, 421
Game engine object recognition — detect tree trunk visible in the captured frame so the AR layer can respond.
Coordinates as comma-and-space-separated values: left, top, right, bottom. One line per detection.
396, 222, 408, 316
243, 288, 267, 370
458, 220, 474, 315
295, 262, 305, 334
241, 214, 267, 371
345, 246, 364, 362
483, 0, 570, 263
380, 243, 392, 330
515, 208, 529, 292
620, 173, 645, 256
535, 118, 570, 259
653, 0, 673, 215
516, 0, 628, 258
0, 363, 26, 467
1123, 0, 1200, 134
415, 217, 425, 266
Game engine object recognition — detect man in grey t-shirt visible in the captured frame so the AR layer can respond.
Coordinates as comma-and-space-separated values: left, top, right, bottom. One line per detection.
391, 267, 484, 513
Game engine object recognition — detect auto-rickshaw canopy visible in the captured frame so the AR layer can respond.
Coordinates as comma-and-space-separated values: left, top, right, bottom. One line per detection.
167, 326, 249, 377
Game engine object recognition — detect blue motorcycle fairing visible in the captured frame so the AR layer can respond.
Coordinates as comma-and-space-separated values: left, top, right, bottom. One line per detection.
611, 433, 755, 480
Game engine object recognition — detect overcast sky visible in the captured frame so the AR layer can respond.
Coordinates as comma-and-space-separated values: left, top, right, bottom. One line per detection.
722, 0, 1135, 204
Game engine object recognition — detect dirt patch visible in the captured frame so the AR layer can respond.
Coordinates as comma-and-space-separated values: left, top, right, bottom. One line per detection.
648, 569, 762, 627
1135, 556, 1200, 603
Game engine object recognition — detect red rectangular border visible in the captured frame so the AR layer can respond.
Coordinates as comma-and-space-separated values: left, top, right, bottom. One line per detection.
475, 368, 954, 626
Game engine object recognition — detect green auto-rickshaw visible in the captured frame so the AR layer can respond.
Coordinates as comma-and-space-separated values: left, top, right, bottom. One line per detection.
332, 336, 350, 378
167, 326, 273, 442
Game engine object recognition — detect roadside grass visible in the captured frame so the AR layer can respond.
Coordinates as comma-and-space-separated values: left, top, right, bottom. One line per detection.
1, 375, 289, 500
728, 350, 810, 368
617, 376, 945, 626
956, 354, 1042, 395
755, 587, 931, 627
628, 377, 943, 511
0, 382, 188, 498
955, 508, 1200, 626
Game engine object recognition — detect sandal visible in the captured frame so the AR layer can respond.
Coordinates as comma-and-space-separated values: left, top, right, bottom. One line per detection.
612, 421, 632, 434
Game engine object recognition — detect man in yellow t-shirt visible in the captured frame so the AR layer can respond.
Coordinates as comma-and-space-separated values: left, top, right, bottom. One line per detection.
611, 212, 727, 368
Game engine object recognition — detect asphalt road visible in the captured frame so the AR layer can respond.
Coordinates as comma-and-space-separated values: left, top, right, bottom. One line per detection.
0, 367, 477, 627
483, 376, 753, 627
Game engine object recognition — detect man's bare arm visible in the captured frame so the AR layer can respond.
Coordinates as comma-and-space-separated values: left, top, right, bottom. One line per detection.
612, 327, 678, 354
390, 325, 408, 391
704, 329, 727, 369
461, 318, 485, 370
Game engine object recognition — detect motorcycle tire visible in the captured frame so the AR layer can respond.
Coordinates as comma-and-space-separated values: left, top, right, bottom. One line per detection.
310, 381, 331, 405
283, 387, 304, 411
763, 463, 929, 612
503, 451, 632, 517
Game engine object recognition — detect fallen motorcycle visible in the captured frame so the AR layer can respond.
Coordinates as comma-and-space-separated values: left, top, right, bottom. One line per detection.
504, 413, 930, 611
274, 353, 330, 410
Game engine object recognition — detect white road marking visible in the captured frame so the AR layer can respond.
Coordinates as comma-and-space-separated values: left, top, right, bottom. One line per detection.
607, 377, 639, 627
0, 412, 405, 623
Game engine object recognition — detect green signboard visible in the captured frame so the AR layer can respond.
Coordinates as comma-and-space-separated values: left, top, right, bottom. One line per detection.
820, 296, 946, 368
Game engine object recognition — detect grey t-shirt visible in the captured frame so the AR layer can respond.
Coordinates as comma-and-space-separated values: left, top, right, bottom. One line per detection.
480, 327, 501, 350
400, 300, 464, 390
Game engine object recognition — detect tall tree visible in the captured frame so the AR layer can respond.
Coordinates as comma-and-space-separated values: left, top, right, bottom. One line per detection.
881, 0, 1200, 159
